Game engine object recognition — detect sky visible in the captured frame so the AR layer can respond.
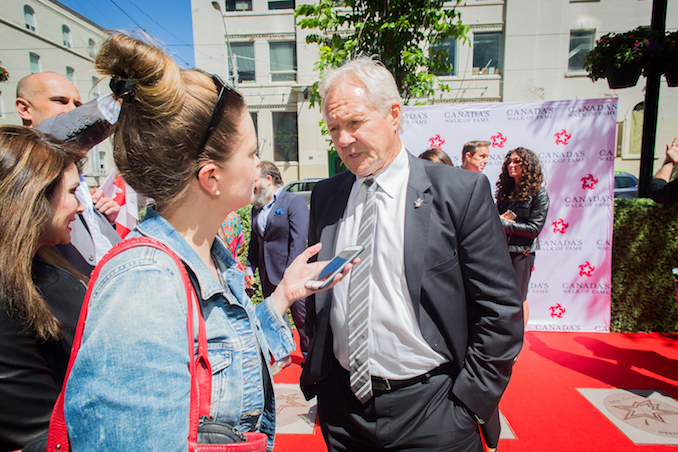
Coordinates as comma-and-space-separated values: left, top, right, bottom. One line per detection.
58, 0, 196, 68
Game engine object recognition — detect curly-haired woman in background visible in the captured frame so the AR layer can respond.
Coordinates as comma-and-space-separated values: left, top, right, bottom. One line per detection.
496, 147, 550, 327
0, 126, 87, 452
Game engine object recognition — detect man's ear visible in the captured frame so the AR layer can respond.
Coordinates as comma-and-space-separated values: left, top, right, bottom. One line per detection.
390, 101, 401, 128
464, 152, 472, 163
15, 98, 33, 123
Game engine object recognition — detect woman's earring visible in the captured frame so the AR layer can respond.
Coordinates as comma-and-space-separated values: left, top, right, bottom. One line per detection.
215, 190, 221, 196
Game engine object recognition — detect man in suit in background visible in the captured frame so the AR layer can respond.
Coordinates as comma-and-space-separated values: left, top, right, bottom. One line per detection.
461, 140, 491, 173
16, 72, 121, 275
249, 161, 310, 374
300, 57, 524, 452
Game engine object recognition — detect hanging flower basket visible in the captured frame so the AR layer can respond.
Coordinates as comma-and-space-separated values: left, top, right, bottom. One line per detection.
605, 62, 642, 89
583, 27, 662, 88
0, 63, 9, 83
663, 32, 678, 87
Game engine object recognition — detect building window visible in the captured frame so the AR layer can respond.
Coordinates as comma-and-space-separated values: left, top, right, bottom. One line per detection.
229, 42, 255, 83
66, 66, 75, 82
473, 31, 503, 75
29, 53, 40, 73
62, 25, 72, 48
99, 150, 106, 172
88, 39, 96, 57
268, 0, 294, 10
272, 112, 298, 162
269, 41, 297, 82
92, 76, 99, 97
430, 37, 457, 76
568, 30, 594, 72
226, 0, 252, 11
24, 5, 36, 31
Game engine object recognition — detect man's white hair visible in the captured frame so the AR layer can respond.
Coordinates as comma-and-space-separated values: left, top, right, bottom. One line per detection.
319, 56, 404, 128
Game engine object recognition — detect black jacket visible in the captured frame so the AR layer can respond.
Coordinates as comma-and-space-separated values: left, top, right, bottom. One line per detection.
497, 187, 550, 254
647, 178, 678, 205
0, 257, 85, 452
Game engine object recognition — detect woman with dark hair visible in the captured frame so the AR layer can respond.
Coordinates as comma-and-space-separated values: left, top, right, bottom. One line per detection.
0, 126, 87, 451
418, 147, 453, 166
496, 147, 550, 327
61, 32, 351, 451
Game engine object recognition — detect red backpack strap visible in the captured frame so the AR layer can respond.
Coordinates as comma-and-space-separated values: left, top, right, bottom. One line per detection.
47, 237, 212, 452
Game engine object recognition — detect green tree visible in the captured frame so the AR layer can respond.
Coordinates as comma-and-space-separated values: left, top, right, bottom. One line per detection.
295, 0, 469, 105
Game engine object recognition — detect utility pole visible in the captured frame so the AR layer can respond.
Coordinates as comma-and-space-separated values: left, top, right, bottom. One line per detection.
638, 0, 667, 197
211, 1, 238, 88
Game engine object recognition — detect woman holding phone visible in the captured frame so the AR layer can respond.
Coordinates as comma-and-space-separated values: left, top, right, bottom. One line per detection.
496, 147, 550, 327
61, 32, 352, 451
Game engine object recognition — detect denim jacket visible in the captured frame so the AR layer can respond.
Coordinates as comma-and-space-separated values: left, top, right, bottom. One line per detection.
64, 209, 295, 451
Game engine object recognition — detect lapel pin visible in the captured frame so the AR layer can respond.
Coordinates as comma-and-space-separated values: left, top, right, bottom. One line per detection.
414, 198, 423, 208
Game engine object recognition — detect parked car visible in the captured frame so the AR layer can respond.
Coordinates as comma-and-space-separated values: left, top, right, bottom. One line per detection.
283, 177, 325, 205
614, 172, 638, 198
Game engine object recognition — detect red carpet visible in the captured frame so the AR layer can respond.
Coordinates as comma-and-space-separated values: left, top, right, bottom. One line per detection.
274, 331, 678, 452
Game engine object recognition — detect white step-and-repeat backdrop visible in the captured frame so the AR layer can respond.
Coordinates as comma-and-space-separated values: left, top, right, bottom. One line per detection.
401, 98, 617, 332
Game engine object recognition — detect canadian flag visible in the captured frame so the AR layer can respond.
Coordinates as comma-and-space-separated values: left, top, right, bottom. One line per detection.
99, 168, 138, 238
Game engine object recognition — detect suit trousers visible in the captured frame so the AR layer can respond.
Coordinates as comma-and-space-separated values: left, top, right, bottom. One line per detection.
316, 359, 482, 452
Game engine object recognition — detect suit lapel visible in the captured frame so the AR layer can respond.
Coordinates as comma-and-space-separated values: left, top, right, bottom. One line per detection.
314, 173, 355, 311
404, 153, 433, 321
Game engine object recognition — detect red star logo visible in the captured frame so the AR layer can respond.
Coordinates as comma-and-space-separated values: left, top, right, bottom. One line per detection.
578, 261, 595, 277
554, 129, 572, 145
552, 218, 569, 234
491, 132, 507, 148
581, 174, 599, 190
550, 303, 566, 318
428, 134, 445, 148
613, 399, 678, 423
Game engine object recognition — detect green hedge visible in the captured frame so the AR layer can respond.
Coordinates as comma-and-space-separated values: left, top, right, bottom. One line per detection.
612, 198, 678, 332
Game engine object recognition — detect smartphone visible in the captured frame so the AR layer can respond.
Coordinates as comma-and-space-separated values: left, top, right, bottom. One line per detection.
504, 210, 517, 220
304, 245, 365, 290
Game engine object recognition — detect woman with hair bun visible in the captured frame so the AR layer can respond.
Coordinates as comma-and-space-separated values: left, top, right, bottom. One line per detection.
62, 32, 351, 451
495, 147, 550, 327
0, 126, 87, 452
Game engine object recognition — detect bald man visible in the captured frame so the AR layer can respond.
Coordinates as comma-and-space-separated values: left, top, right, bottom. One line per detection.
16, 72, 83, 127
16, 72, 121, 275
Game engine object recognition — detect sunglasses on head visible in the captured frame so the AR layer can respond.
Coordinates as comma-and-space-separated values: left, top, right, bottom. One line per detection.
194, 70, 243, 157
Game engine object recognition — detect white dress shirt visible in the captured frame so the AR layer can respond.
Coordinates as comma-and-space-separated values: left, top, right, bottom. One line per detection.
330, 147, 447, 380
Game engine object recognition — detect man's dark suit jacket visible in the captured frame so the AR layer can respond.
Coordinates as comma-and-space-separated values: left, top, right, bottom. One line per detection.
300, 152, 524, 423
249, 189, 309, 297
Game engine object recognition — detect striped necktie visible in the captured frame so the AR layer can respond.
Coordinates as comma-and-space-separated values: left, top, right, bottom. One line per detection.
347, 178, 377, 403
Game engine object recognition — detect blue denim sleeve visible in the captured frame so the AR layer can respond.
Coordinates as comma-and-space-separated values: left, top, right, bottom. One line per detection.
255, 297, 296, 361
63, 255, 191, 452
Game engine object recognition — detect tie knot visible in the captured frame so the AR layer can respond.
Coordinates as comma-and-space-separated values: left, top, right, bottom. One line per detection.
364, 178, 377, 192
